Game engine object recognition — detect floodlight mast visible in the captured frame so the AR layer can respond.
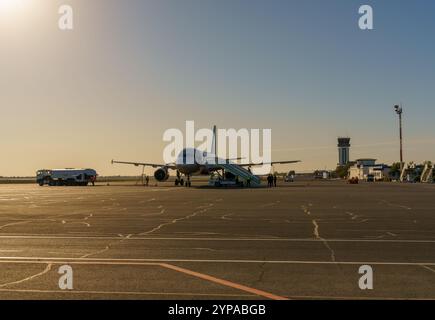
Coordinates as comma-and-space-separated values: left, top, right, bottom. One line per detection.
394, 104, 404, 174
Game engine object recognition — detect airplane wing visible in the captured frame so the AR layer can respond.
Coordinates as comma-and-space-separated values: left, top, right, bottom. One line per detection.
111, 160, 177, 170
238, 160, 301, 167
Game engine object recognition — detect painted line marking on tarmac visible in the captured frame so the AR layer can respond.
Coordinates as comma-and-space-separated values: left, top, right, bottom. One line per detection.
0, 257, 435, 267
0, 288, 255, 298
286, 295, 435, 300
421, 265, 435, 273
0, 258, 433, 299
0, 258, 285, 299
0, 288, 432, 300
159, 263, 288, 300
1, 235, 435, 243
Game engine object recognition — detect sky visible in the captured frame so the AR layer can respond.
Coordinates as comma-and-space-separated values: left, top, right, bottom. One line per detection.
1, 0, 434, 176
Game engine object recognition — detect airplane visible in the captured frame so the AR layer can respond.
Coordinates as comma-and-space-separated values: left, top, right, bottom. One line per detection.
112, 126, 300, 187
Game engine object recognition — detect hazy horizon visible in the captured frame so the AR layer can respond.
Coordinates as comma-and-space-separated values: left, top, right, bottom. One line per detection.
1, 0, 435, 176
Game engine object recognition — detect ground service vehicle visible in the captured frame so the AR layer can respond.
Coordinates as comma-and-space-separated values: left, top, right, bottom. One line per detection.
284, 170, 296, 182
36, 169, 97, 186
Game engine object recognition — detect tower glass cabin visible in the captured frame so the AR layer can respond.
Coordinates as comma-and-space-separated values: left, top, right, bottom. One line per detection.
338, 137, 351, 166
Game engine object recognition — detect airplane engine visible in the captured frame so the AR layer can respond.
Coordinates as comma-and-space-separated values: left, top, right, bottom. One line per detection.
154, 168, 169, 182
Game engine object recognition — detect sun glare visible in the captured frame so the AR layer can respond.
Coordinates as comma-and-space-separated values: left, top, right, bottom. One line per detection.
0, 0, 27, 13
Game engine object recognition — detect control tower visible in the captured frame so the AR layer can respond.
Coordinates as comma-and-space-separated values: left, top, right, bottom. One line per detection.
338, 137, 351, 166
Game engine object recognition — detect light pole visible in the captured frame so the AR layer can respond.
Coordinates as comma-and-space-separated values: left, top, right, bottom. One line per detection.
394, 105, 404, 173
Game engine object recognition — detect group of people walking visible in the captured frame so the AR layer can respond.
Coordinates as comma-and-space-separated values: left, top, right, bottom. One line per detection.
267, 174, 277, 188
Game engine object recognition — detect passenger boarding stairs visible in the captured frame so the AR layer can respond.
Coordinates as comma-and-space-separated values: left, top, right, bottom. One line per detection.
220, 163, 262, 186
400, 162, 413, 182
420, 162, 434, 183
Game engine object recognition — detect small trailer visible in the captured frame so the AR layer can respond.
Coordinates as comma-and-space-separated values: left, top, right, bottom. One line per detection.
284, 170, 296, 182
36, 168, 97, 186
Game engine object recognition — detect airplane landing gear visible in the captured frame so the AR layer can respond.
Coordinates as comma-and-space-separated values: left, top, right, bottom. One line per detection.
185, 175, 191, 187
175, 179, 185, 186
175, 170, 186, 186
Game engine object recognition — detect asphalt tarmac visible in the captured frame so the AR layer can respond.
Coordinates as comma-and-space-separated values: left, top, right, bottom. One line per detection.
0, 180, 434, 299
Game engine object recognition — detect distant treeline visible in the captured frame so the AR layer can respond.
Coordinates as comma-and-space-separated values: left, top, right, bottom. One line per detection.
0, 178, 35, 184
0, 176, 143, 184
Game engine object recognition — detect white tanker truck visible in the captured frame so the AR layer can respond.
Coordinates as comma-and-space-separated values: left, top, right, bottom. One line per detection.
36, 168, 97, 186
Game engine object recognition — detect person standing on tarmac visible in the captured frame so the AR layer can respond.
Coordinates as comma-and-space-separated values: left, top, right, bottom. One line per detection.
273, 174, 277, 187
267, 174, 273, 187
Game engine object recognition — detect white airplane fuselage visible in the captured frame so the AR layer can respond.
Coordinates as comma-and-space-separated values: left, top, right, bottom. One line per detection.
175, 148, 214, 176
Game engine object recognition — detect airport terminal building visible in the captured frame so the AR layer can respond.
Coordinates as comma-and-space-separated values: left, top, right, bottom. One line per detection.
348, 158, 390, 181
